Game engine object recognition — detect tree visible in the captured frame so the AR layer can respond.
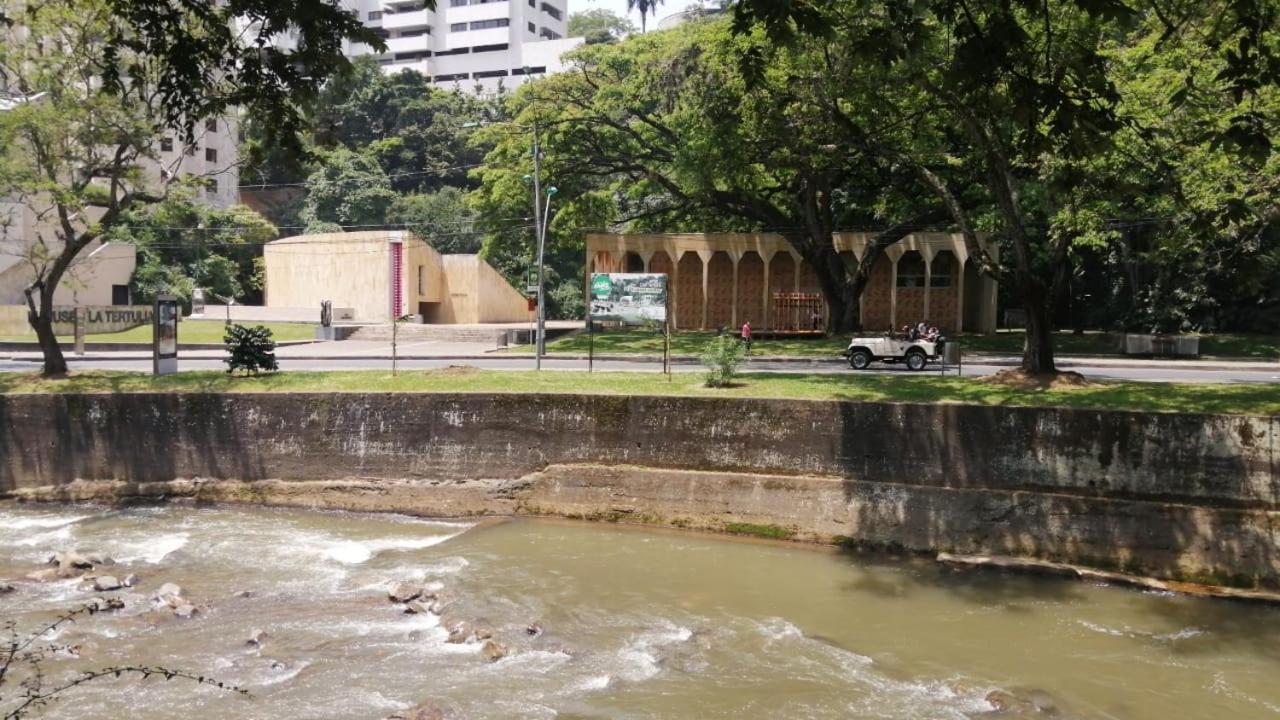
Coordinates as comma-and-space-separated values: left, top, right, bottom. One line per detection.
388, 188, 481, 254
310, 58, 497, 194
730, 0, 1280, 374
627, 0, 666, 33
108, 191, 278, 305
299, 148, 399, 231
569, 8, 636, 44
0, 0, 384, 376
473, 19, 947, 330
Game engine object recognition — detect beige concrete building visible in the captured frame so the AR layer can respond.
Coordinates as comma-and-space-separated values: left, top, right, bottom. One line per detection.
263, 230, 530, 324
587, 232, 999, 333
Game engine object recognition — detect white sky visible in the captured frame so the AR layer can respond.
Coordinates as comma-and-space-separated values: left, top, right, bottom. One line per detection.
570, 0, 704, 32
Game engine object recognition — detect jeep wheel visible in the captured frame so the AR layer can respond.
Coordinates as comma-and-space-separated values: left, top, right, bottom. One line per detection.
849, 349, 872, 370
905, 349, 927, 371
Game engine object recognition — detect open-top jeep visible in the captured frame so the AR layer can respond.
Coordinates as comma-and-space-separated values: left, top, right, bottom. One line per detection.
843, 333, 942, 371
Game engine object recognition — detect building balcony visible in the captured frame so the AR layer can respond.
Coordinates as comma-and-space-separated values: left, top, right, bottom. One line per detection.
383, 8, 433, 30
386, 34, 432, 53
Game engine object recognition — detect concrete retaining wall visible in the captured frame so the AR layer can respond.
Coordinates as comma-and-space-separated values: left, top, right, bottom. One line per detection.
1, 393, 1276, 587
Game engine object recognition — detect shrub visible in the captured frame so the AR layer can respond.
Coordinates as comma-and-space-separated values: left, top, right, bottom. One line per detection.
700, 332, 746, 387
224, 324, 279, 375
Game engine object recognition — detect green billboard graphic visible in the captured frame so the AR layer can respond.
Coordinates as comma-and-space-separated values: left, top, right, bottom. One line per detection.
589, 273, 667, 325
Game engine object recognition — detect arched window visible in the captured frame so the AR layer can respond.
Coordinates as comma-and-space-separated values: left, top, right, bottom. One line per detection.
896, 252, 925, 287
930, 251, 955, 288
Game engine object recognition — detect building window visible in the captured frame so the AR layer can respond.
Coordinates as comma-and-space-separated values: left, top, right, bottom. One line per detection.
204, 178, 218, 195
205, 147, 217, 163
450, 22, 467, 31
394, 50, 433, 61
474, 69, 509, 78
929, 252, 955, 288
450, 0, 467, 6
472, 43, 508, 53
528, 0, 535, 6
528, 21, 536, 32
539, 28, 561, 39
540, 2, 561, 20
111, 285, 130, 306
470, 18, 509, 30
896, 253, 926, 288
368, 10, 383, 20
205, 118, 218, 133
160, 137, 173, 152
435, 47, 470, 56
399, 28, 430, 37
418, 266, 426, 295
434, 72, 471, 82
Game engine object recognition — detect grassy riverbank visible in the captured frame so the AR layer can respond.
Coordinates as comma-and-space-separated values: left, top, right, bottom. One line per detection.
1, 369, 1275, 415
515, 328, 1280, 360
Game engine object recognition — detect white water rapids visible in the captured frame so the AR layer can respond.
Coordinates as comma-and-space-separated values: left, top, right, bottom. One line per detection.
2, 504, 1279, 719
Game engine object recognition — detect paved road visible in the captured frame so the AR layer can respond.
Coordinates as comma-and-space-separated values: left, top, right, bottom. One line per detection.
3, 354, 1277, 384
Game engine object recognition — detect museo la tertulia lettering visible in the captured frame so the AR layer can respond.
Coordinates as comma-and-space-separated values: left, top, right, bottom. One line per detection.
50, 308, 153, 325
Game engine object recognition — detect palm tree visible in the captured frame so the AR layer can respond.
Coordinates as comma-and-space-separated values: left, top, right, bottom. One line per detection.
626, 0, 665, 32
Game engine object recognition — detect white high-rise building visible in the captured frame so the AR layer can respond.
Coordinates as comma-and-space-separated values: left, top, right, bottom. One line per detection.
342, 0, 584, 93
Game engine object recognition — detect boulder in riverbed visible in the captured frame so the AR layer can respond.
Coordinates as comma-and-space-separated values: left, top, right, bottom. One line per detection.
173, 603, 199, 619
156, 582, 183, 599
123, 574, 139, 588
404, 600, 433, 615
445, 621, 471, 644
90, 596, 125, 612
481, 640, 507, 662
49, 551, 94, 570
246, 629, 269, 648
388, 583, 423, 604
0, 582, 15, 594
93, 575, 123, 592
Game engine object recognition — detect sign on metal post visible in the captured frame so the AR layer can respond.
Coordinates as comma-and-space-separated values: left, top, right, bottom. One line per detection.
153, 295, 179, 376
588, 273, 669, 374
588, 273, 667, 325
73, 307, 86, 357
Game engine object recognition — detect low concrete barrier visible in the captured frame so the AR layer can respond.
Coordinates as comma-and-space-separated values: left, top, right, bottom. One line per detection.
0, 393, 1275, 587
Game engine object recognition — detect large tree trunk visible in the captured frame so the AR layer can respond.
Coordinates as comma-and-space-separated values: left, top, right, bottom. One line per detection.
25, 283, 67, 376
1020, 279, 1056, 374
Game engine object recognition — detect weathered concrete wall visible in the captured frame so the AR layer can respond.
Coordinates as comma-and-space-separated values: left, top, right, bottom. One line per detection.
1, 393, 1276, 587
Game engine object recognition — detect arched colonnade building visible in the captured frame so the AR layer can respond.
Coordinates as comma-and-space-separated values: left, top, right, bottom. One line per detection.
586, 232, 1000, 333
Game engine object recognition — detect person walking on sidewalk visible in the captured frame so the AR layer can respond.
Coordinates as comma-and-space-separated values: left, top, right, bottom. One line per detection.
740, 320, 752, 354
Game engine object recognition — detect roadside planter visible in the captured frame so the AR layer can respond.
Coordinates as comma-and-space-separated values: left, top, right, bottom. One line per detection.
1121, 334, 1200, 358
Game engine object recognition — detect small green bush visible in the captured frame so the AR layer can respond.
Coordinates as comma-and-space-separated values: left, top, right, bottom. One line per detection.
700, 332, 746, 387
224, 324, 279, 375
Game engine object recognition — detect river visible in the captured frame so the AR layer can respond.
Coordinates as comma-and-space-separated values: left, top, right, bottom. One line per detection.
2, 504, 1278, 719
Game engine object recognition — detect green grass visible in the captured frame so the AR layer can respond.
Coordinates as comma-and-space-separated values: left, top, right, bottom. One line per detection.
0, 368, 1275, 415
520, 328, 1279, 360
0, 320, 317, 345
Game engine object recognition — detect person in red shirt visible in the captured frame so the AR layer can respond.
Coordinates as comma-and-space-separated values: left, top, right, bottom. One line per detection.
740, 320, 752, 352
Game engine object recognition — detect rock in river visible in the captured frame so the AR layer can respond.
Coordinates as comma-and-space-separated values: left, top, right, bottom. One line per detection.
388, 583, 423, 604
92, 575, 123, 592
481, 640, 507, 663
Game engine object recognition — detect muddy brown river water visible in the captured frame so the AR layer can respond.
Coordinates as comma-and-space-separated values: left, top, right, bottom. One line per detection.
2, 504, 1279, 719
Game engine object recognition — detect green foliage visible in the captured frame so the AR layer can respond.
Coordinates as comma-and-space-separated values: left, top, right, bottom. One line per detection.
388, 187, 480, 253
300, 147, 398, 230
108, 191, 278, 305
224, 324, 279, 375
700, 332, 747, 387
311, 58, 498, 193
568, 9, 636, 43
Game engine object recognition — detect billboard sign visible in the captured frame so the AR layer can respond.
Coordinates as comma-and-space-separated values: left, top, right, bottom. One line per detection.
589, 273, 667, 325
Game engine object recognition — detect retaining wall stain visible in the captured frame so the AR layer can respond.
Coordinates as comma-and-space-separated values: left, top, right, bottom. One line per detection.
0, 393, 1276, 588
